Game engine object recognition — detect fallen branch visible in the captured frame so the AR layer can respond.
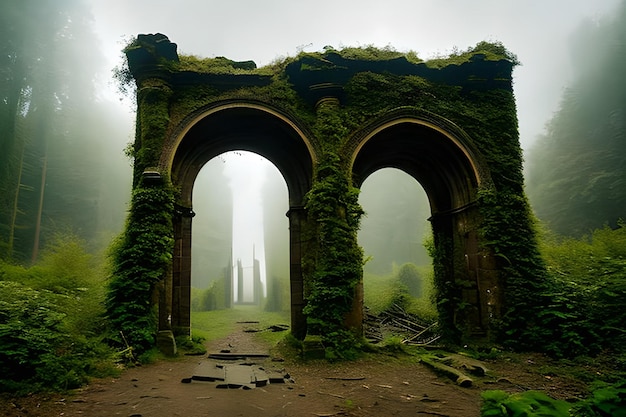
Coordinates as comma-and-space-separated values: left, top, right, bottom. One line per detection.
404, 322, 439, 343
420, 356, 473, 387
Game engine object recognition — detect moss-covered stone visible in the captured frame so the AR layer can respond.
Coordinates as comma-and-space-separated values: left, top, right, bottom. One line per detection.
110, 33, 547, 357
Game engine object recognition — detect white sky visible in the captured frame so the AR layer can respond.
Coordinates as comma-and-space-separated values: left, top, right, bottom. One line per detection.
89, 0, 621, 149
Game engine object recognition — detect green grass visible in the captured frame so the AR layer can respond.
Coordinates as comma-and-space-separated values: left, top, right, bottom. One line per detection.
191, 305, 290, 345
363, 265, 437, 320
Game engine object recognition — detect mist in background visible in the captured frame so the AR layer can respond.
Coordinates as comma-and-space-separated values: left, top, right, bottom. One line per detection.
359, 169, 431, 274
1, 0, 623, 294
525, 2, 626, 236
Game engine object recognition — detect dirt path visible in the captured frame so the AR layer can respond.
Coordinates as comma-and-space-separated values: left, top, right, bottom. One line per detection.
1, 324, 588, 417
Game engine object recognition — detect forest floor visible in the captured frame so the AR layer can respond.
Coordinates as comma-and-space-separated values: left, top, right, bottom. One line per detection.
0, 321, 614, 417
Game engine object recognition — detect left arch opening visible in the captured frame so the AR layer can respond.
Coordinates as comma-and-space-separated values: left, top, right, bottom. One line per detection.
167, 103, 313, 338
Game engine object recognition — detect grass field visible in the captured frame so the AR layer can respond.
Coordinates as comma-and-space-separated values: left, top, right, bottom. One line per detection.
190, 306, 291, 346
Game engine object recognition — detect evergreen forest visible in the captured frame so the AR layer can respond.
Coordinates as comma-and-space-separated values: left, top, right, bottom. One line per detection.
0, 0, 625, 414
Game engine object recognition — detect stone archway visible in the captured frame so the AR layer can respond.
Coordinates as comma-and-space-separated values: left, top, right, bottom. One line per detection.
112, 34, 545, 353
347, 110, 499, 335
163, 102, 317, 340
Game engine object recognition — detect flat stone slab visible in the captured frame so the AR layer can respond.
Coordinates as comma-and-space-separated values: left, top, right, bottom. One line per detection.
207, 352, 271, 360
185, 361, 291, 389
191, 362, 225, 382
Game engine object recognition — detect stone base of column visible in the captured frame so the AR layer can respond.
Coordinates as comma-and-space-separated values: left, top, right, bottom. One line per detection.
156, 330, 177, 356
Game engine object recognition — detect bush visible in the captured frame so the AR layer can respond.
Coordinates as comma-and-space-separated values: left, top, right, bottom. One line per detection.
397, 263, 424, 298
572, 380, 626, 417
538, 223, 626, 357
191, 279, 226, 311
364, 262, 436, 320
0, 236, 115, 393
481, 390, 570, 416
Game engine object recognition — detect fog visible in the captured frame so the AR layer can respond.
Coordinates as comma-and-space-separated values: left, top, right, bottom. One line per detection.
2, 0, 622, 295
89, 0, 621, 150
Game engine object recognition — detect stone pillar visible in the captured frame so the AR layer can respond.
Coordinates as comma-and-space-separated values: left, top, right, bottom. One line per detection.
287, 206, 307, 340
344, 280, 364, 335
172, 205, 194, 336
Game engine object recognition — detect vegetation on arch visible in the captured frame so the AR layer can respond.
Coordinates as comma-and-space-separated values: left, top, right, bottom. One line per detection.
106, 180, 175, 354
302, 152, 365, 359
121, 34, 517, 79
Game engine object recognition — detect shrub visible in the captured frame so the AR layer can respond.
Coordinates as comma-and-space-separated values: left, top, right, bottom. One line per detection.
538, 223, 626, 357
0, 236, 115, 393
480, 390, 570, 417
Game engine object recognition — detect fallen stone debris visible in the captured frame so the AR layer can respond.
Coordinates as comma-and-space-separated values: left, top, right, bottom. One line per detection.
181, 352, 292, 389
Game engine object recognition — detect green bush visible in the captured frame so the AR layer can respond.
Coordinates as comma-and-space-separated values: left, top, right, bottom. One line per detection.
191, 279, 226, 312
0, 236, 115, 393
363, 263, 436, 320
538, 223, 626, 357
397, 263, 424, 298
481, 380, 626, 417
481, 390, 570, 416
572, 380, 626, 417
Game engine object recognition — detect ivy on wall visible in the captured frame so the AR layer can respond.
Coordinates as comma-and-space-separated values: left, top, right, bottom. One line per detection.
106, 180, 174, 353
303, 152, 364, 359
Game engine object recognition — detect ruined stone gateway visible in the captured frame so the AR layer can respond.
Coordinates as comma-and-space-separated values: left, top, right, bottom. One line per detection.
115, 33, 545, 354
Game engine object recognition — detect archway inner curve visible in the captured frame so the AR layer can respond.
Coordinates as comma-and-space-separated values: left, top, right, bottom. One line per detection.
351, 118, 496, 335
351, 118, 485, 214
168, 103, 315, 208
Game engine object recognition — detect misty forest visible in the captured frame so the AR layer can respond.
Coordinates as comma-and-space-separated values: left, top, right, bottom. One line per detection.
1, 1, 625, 415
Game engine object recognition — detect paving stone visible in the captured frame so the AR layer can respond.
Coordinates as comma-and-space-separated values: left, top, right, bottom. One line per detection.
252, 367, 269, 387
225, 364, 255, 389
207, 352, 270, 360
183, 358, 292, 389
191, 362, 225, 381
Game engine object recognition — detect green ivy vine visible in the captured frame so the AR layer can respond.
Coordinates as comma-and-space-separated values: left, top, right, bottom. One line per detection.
303, 152, 365, 359
106, 178, 175, 354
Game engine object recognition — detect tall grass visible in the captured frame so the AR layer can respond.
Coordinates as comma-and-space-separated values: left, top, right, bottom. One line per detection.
0, 234, 117, 393
363, 262, 437, 321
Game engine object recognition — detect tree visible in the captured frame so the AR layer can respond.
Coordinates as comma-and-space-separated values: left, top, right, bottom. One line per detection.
0, 0, 115, 261
525, 1, 626, 237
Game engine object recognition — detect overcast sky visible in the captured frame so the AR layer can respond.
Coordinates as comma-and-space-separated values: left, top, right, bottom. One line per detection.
90, 0, 621, 150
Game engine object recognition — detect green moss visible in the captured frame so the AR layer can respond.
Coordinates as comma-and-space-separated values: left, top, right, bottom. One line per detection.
176, 54, 275, 76
425, 40, 520, 68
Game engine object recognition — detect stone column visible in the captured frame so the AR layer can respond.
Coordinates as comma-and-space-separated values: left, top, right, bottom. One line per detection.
171, 205, 194, 336
287, 206, 307, 340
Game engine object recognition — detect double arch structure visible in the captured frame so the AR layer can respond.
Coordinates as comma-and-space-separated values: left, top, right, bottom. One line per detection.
121, 34, 540, 352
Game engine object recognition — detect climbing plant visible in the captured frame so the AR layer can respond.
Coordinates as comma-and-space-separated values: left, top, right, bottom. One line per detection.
303, 151, 364, 359
106, 179, 175, 354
